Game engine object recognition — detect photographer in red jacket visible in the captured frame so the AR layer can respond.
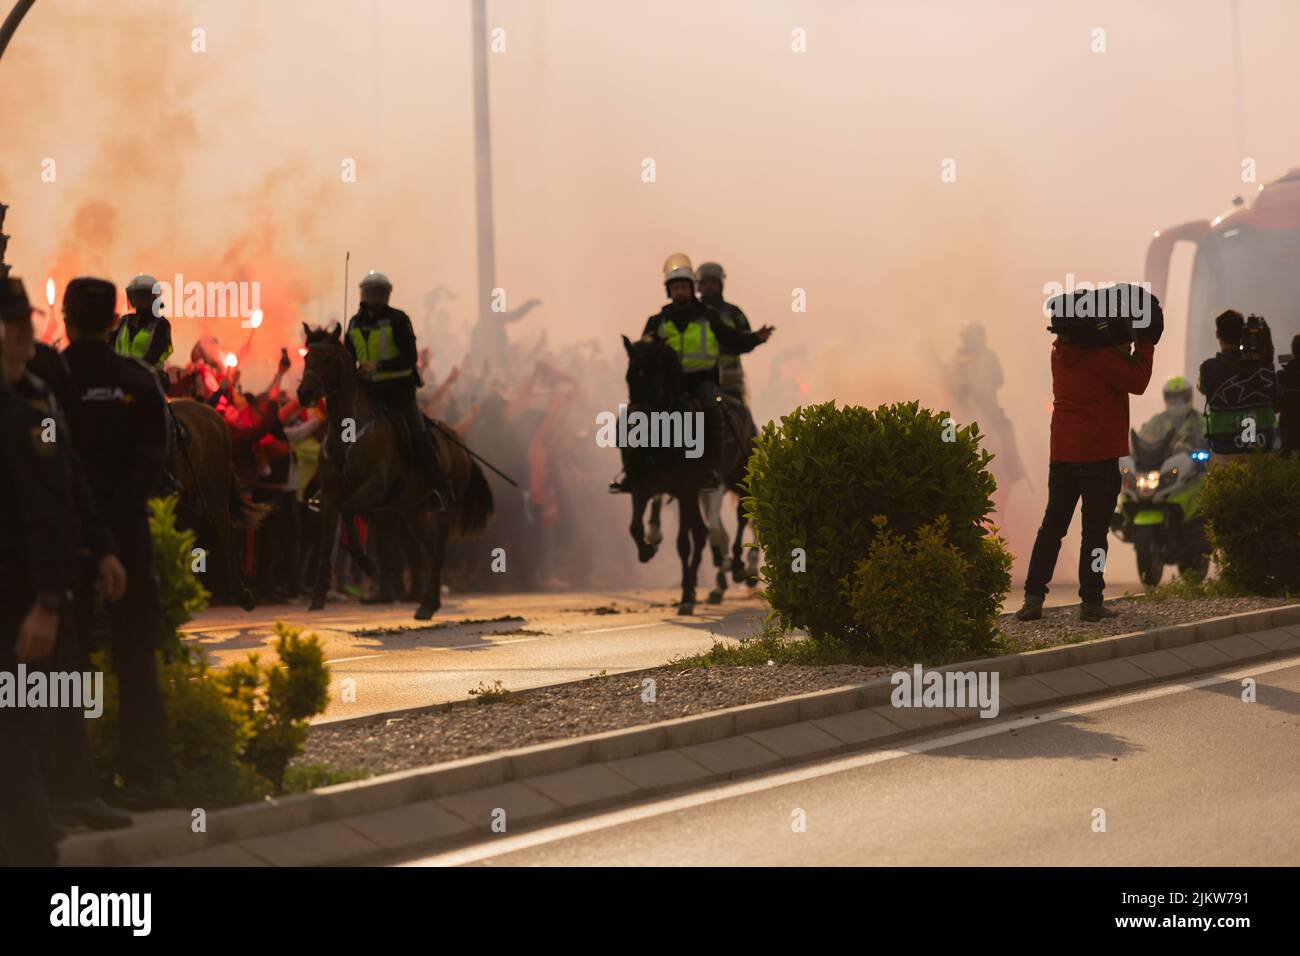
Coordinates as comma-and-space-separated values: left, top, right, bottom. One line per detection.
1015, 285, 1160, 622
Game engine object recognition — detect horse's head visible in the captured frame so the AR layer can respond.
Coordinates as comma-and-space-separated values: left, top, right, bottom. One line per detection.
623, 333, 681, 408
297, 322, 347, 406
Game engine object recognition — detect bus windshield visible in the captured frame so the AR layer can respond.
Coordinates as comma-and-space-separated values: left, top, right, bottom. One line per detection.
1187, 226, 1300, 370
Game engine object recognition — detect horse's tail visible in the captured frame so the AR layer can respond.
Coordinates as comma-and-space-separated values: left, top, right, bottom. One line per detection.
456, 460, 494, 535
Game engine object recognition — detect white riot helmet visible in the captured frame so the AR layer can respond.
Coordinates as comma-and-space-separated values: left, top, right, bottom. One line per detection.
359, 270, 392, 293
126, 273, 162, 314
695, 261, 725, 285
359, 270, 392, 307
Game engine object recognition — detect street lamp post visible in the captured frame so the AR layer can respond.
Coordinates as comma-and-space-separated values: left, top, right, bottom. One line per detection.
470, 0, 499, 367
1, 0, 39, 280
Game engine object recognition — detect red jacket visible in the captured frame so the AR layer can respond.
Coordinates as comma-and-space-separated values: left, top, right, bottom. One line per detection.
1050, 341, 1155, 462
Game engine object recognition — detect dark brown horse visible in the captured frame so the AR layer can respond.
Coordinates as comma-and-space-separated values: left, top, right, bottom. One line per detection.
168, 397, 260, 610
296, 323, 493, 619
621, 335, 755, 614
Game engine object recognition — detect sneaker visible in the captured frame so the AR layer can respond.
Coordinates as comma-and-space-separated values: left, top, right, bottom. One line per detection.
1079, 601, 1119, 622
1014, 595, 1045, 621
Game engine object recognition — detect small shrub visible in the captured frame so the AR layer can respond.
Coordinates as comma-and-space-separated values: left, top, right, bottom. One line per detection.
845, 516, 1007, 663
88, 498, 330, 804
1200, 454, 1300, 595
745, 400, 1003, 654
217, 623, 331, 793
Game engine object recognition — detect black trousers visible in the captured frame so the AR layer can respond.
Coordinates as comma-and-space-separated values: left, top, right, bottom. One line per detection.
64, 517, 171, 791
1024, 459, 1121, 603
365, 380, 440, 472
684, 373, 722, 473
0, 604, 60, 866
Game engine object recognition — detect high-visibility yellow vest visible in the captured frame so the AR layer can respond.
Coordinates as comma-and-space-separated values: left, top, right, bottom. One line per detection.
657, 315, 718, 372
349, 319, 412, 382
113, 318, 173, 367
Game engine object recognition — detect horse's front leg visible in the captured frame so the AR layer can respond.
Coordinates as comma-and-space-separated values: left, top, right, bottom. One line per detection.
677, 495, 707, 615
630, 489, 656, 563
309, 498, 338, 611
732, 498, 750, 584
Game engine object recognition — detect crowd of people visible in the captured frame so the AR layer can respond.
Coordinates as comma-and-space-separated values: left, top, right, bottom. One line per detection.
148, 273, 654, 605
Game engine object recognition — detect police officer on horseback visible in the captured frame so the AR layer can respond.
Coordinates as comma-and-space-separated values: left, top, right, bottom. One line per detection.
611, 254, 773, 491
345, 270, 454, 509
113, 274, 173, 390
695, 261, 752, 403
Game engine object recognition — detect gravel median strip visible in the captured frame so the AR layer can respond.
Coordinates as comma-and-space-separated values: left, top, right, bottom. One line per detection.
298, 663, 893, 776
998, 595, 1290, 650
298, 594, 1291, 779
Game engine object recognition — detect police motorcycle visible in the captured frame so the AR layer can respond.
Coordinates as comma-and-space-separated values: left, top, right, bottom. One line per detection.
1110, 428, 1212, 586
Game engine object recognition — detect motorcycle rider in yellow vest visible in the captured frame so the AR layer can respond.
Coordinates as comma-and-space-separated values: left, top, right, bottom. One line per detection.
344, 271, 453, 510
610, 254, 773, 491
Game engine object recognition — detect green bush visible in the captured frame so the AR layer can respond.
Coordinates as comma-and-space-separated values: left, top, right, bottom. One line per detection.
218, 623, 331, 792
745, 400, 1004, 651
844, 516, 1010, 663
1200, 454, 1300, 595
88, 497, 330, 806
148, 495, 211, 660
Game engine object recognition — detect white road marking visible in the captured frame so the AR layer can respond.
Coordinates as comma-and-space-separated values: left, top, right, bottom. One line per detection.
326, 638, 539, 663
401, 653, 1300, 867
579, 621, 673, 635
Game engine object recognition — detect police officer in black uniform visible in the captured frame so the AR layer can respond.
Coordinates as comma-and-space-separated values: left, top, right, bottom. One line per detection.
0, 278, 81, 865
3, 284, 134, 831
695, 261, 753, 403
61, 277, 175, 811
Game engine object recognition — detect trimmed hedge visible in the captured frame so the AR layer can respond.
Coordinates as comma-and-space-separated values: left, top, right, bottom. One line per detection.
745, 400, 1010, 660
1200, 454, 1300, 595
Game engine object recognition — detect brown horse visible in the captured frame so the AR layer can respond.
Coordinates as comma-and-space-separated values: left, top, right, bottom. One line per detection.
168, 397, 260, 610
296, 323, 493, 619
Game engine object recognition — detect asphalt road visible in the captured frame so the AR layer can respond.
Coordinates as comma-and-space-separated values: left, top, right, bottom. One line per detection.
402, 654, 1300, 866
184, 588, 769, 722
183, 582, 1132, 722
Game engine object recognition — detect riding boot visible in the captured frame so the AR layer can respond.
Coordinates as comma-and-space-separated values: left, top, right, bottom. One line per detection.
401, 401, 452, 511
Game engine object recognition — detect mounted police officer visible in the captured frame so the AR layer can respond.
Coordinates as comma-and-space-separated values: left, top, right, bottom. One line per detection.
695, 261, 752, 403
113, 273, 173, 389
62, 277, 175, 811
345, 270, 454, 510
611, 254, 773, 490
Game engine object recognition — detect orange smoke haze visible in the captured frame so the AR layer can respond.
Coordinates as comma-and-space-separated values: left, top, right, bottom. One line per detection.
6, 0, 1300, 583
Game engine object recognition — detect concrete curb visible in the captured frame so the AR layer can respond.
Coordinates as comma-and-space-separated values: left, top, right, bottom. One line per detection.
61, 604, 1300, 867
